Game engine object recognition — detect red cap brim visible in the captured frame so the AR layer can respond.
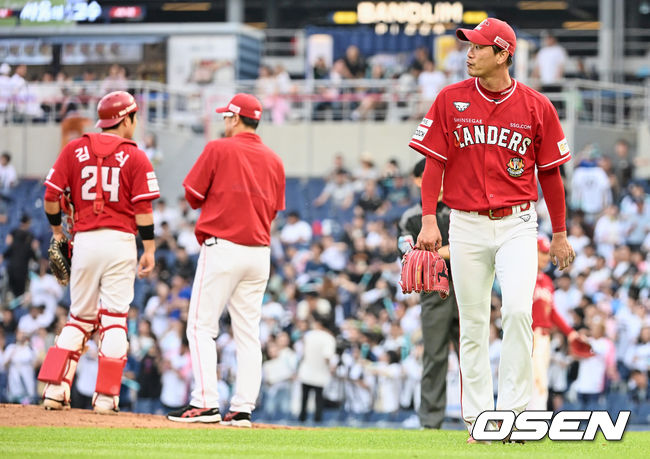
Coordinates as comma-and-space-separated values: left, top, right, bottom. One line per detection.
215, 106, 229, 113
456, 28, 493, 46
95, 116, 125, 129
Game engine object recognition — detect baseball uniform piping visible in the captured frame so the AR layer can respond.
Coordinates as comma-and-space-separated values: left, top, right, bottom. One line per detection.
474, 78, 518, 105
409, 141, 448, 161
193, 244, 208, 407
131, 192, 161, 203
45, 180, 64, 192
537, 155, 571, 169
185, 185, 205, 200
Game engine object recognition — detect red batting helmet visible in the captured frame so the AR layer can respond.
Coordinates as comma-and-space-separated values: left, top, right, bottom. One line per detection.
95, 91, 138, 129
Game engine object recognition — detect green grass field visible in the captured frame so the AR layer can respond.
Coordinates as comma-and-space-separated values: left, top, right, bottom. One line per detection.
1, 427, 649, 458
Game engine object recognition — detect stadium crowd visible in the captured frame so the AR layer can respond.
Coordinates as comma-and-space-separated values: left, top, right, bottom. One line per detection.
0, 38, 581, 125
1, 140, 649, 426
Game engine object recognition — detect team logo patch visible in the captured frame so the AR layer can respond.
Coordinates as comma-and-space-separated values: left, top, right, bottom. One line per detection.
420, 117, 433, 127
557, 138, 570, 156
412, 126, 428, 141
453, 102, 470, 112
506, 157, 525, 177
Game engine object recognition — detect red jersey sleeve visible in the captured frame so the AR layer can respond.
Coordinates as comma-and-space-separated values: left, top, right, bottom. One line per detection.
44, 145, 72, 198
183, 143, 216, 204
129, 149, 160, 204
535, 98, 571, 170
550, 307, 574, 336
408, 92, 448, 162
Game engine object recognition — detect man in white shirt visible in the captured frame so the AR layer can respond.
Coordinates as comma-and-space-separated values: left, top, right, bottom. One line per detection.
570, 158, 612, 223
280, 211, 312, 246
297, 315, 336, 423
553, 273, 581, 325
0, 63, 12, 115
0, 152, 18, 196
534, 34, 567, 88
573, 322, 610, 410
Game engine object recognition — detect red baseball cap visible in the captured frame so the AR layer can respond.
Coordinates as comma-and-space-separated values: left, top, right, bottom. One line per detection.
456, 18, 517, 56
537, 235, 551, 253
215, 93, 263, 121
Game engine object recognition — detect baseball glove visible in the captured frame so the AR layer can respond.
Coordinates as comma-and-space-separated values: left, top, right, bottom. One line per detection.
569, 338, 594, 359
399, 248, 450, 298
48, 236, 72, 286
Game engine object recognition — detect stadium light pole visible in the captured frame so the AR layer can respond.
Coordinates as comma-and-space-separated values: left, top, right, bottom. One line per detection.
227, 0, 244, 23
598, 0, 614, 83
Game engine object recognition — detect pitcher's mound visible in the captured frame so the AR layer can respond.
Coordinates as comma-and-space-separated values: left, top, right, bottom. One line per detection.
0, 404, 304, 430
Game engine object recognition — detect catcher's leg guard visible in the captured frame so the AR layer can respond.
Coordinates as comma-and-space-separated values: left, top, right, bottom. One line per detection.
40, 314, 97, 409
93, 309, 128, 414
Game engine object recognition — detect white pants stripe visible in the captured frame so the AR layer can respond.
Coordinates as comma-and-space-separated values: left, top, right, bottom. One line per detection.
187, 238, 270, 412
449, 206, 537, 432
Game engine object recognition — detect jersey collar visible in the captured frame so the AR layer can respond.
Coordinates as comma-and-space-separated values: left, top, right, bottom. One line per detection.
474, 77, 517, 105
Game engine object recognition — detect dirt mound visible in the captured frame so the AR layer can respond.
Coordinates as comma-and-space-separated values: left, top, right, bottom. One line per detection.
0, 404, 303, 430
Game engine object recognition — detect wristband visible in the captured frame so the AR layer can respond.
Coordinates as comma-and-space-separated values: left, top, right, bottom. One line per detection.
46, 211, 62, 226
137, 224, 155, 240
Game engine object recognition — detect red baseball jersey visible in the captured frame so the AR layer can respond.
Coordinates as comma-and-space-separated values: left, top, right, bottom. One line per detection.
532, 271, 573, 335
409, 78, 571, 211
45, 133, 160, 234
184, 132, 285, 246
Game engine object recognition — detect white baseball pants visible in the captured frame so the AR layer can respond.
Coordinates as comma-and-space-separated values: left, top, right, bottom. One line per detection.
449, 205, 537, 432
187, 238, 270, 413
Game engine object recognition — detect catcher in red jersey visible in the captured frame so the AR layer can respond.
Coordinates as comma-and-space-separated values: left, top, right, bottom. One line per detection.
408, 18, 576, 442
529, 235, 584, 410
38, 91, 160, 413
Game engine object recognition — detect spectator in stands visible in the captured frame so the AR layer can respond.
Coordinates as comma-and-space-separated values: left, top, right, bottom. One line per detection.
356, 179, 387, 217
36, 71, 62, 121
4, 214, 38, 299
139, 133, 162, 165
417, 60, 446, 117
256, 65, 291, 124
280, 211, 312, 246
554, 273, 581, 325
72, 337, 98, 409
28, 258, 62, 327
444, 41, 468, 84
2, 330, 36, 404
571, 148, 612, 223
408, 46, 432, 72
100, 63, 128, 94
341, 45, 367, 79
611, 139, 634, 188
351, 63, 388, 121
593, 206, 624, 262
533, 33, 567, 91
366, 350, 402, 419
262, 336, 297, 421
573, 321, 612, 410
314, 168, 355, 212
0, 63, 11, 117
0, 151, 17, 197
352, 152, 380, 191
135, 340, 163, 414
160, 339, 192, 412
313, 56, 330, 80
298, 315, 336, 423
620, 183, 650, 251
8, 64, 27, 111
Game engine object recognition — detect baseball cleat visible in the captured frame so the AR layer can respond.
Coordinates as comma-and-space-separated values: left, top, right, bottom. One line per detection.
222, 411, 252, 428
93, 394, 119, 415
167, 405, 222, 423
43, 397, 70, 411
467, 436, 491, 445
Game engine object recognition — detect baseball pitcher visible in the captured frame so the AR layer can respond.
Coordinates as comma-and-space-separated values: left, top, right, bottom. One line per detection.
409, 18, 575, 443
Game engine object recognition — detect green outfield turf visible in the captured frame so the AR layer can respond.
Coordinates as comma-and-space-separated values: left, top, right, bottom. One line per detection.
1, 427, 649, 458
